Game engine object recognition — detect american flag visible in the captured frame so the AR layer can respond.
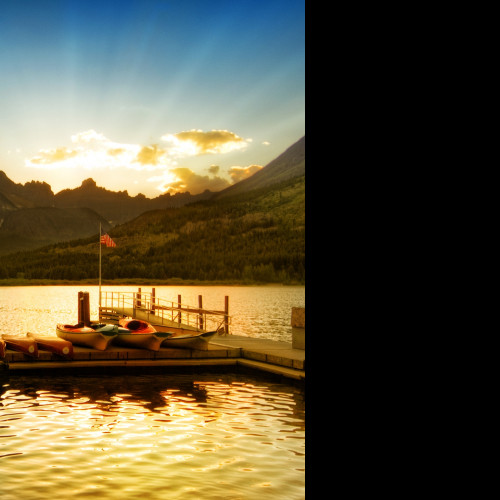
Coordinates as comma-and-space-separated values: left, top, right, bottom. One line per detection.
100, 233, 116, 247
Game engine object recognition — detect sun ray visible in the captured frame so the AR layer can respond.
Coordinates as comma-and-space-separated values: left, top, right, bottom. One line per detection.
0, 0, 305, 197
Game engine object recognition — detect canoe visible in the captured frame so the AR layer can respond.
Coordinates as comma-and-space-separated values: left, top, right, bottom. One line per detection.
2, 334, 39, 358
112, 318, 172, 351
0, 339, 5, 358
27, 332, 74, 358
56, 323, 117, 351
157, 327, 218, 350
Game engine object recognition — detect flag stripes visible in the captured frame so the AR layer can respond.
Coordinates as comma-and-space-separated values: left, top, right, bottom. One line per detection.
100, 233, 116, 247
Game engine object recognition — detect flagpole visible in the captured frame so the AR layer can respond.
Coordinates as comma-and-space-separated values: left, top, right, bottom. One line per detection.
99, 222, 102, 308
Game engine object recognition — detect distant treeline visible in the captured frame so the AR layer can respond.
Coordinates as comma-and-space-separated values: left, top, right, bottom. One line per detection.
0, 176, 305, 284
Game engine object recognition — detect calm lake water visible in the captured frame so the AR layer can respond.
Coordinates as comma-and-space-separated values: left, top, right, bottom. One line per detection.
0, 285, 305, 500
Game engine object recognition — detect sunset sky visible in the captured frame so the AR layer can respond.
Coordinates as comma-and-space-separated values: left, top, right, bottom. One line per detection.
0, 0, 305, 198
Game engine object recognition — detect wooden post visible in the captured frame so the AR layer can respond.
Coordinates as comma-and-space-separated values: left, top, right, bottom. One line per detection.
78, 291, 83, 324
137, 287, 142, 308
198, 295, 203, 330
83, 292, 90, 326
224, 295, 229, 334
78, 291, 91, 326
151, 287, 156, 314
291, 307, 305, 350
178, 294, 182, 324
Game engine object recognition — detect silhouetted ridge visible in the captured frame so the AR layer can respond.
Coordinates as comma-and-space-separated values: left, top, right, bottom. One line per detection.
213, 136, 305, 200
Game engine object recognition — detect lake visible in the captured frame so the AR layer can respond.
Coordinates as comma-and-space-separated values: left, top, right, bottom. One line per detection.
0, 285, 305, 342
0, 285, 305, 500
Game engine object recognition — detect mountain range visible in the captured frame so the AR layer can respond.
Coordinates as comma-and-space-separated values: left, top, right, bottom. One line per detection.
0, 136, 304, 256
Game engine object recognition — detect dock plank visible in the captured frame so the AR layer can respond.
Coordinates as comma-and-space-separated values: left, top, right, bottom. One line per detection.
3, 334, 305, 380
211, 334, 305, 370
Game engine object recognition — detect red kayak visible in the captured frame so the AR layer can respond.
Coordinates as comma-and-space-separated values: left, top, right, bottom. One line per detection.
2, 334, 39, 358
114, 318, 171, 351
118, 318, 157, 333
27, 333, 74, 358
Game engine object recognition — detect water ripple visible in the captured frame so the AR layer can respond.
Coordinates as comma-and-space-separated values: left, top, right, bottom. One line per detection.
0, 373, 305, 500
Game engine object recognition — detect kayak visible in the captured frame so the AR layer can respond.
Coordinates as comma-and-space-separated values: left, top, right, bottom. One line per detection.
2, 334, 39, 358
56, 323, 118, 351
112, 318, 172, 351
118, 318, 157, 333
160, 329, 218, 350
27, 332, 74, 358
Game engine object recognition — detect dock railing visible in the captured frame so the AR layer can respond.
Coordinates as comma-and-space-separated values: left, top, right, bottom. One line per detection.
99, 290, 231, 334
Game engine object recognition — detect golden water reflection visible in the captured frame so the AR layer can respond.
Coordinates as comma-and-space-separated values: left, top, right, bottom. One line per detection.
0, 373, 305, 500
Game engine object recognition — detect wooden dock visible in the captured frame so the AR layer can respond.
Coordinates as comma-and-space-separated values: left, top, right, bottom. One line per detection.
1, 334, 305, 381
1, 292, 305, 382
98, 289, 230, 333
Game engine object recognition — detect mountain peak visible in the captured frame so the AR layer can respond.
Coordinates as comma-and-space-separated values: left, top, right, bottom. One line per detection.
81, 178, 97, 189
0, 170, 16, 188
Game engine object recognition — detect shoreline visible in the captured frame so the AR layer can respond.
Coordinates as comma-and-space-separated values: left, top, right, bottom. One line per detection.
0, 278, 304, 287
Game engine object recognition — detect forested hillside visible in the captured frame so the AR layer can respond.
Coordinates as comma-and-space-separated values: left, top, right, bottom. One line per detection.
213, 136, 305, 199
0, 136, 305, 256
0, 175, 305, 284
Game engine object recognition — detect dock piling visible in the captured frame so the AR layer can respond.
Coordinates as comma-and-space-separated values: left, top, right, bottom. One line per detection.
78, 291, 91, 326
198, 295, 203, 330
178, 295, 182, 324
224, 296, 229, 334
291, 307, 305, 350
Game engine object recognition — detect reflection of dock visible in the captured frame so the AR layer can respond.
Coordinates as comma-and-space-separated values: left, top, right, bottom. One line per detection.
1, 334, 305, 381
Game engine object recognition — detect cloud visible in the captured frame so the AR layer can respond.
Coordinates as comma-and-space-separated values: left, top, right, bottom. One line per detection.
26, 129, 168, 172
71, 130, 108, 144
29, 147, 79, 165
134, 144, 168, 166
24, 128, 254, 194
161, 129, 251, 156
228, 165, 263, 183
150, 167, 231, 195
107, 148, 126, 157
